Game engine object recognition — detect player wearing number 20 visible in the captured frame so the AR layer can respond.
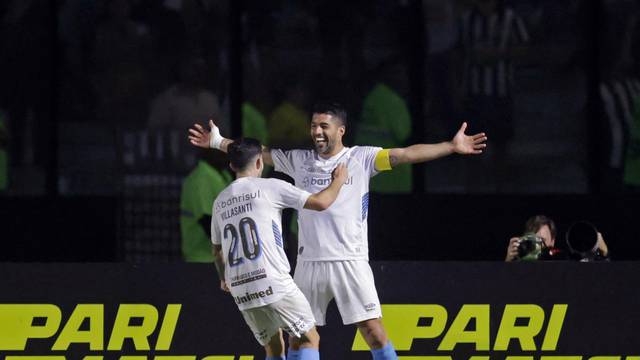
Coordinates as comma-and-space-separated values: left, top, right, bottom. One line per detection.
211, 138, 349, 360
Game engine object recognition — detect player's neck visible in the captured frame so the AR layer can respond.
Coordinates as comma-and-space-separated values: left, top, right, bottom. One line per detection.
235, 170, 260, 179
318, 143, 345, 159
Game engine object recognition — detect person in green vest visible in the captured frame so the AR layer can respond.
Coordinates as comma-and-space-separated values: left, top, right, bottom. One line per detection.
0, 110, 8, 192
269, 81, 310, 149
355, 64, 412, 193
180, 148, 232, 262
242, 101, 268, 145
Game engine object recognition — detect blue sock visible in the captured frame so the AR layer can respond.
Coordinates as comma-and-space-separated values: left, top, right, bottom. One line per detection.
298, 348, 319, 360
266, 356, 285, 360
287, 348, 300, 360
371, 341, 397, 360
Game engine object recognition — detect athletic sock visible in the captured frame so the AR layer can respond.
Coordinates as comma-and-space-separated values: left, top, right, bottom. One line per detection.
297, 348, 320, 360
266, 356, 285, 360
371, 341, 398, 360
286, 348, 300, 360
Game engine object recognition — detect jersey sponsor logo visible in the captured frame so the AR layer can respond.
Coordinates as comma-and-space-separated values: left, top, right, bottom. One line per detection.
302, 176, 353, 188
234, 286, 274, 305
302, 165, 323, 174
230, 268, 267, 287
215, 190, 260, 212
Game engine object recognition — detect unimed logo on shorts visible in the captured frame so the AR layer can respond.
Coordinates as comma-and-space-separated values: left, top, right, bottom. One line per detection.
234, 286, 274, 305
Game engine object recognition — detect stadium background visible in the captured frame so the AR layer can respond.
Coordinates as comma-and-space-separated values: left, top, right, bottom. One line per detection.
0, 0, 639, 262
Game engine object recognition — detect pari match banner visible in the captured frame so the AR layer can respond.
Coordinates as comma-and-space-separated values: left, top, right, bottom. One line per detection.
0, 262, 639, 359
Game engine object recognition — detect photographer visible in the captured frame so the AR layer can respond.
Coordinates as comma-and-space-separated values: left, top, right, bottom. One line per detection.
506, 215, 559, 261
506, 215, 611, 262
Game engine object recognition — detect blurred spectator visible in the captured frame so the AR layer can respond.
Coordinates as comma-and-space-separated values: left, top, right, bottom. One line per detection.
268, 81, 310, 149
92, 0, 153, 125
355, 63, 412, 193
242, 73, 270, 146
148, 56, 223, 132
242, 103, 268, 146
599, 8, 640, 190
458, 0, 530, 190
180, 149, 232, 262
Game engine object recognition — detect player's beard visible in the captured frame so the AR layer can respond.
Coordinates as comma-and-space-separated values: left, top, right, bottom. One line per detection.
314, 137, 333, 155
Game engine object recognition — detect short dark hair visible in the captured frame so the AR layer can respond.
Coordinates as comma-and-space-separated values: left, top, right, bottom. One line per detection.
228, 138, 262, 171
312, 101, 347, 127
524, 215, 556, 239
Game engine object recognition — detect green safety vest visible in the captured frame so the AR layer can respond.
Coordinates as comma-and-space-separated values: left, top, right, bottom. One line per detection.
268, 102, 309, 148
180, 161, 232, 262
242, 102, 268, 145
355, 83, 412, 193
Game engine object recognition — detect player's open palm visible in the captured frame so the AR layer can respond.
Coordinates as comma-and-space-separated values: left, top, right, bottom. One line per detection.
331, 163, 349, 185
452, 122, 487, 155
188, 119, 216, 149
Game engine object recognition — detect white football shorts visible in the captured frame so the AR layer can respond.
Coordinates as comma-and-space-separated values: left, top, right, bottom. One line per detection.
293, 260, 382, 326
240, 286, 316, 346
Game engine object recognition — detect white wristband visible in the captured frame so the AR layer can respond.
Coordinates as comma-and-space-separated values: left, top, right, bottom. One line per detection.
209, 125, 225, 150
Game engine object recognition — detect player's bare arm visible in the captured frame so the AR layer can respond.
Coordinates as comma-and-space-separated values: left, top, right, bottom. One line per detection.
382, 122, 487, 169
212, 244, 229, 292
304, 163, 348, 211
188, 120, 274, 166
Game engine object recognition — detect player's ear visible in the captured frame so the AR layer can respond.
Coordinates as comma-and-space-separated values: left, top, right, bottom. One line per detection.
255, 156, 262, 170
229, 162, 237, 172
338, 126, 345, 137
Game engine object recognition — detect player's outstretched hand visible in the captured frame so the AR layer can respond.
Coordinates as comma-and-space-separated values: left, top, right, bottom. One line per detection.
331, 163, 349, 185
220, 280, 230, 292
452, 122, 487, 155
188, 119, 217, 149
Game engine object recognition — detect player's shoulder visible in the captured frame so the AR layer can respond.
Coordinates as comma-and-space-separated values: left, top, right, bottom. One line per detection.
272, 148, 313, 163
289, 148, 314, 159
347, 145, 382, 158
213, 182, 234, 203
252, 177, 292, 191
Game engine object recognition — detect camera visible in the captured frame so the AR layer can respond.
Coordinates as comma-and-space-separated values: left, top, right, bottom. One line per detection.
566, 221, 600, 261
517, 233, 545, 260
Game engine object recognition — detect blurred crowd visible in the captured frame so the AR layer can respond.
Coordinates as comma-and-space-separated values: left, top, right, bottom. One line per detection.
0, 0, 638, 260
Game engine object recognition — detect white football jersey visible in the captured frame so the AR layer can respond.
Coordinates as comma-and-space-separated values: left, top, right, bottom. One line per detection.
271, 146, 381, 261
211, 177, 311, 310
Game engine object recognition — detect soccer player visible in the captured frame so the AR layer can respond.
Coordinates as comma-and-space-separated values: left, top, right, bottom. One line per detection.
211, 137, 348, 360
192, 103, 487, 359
